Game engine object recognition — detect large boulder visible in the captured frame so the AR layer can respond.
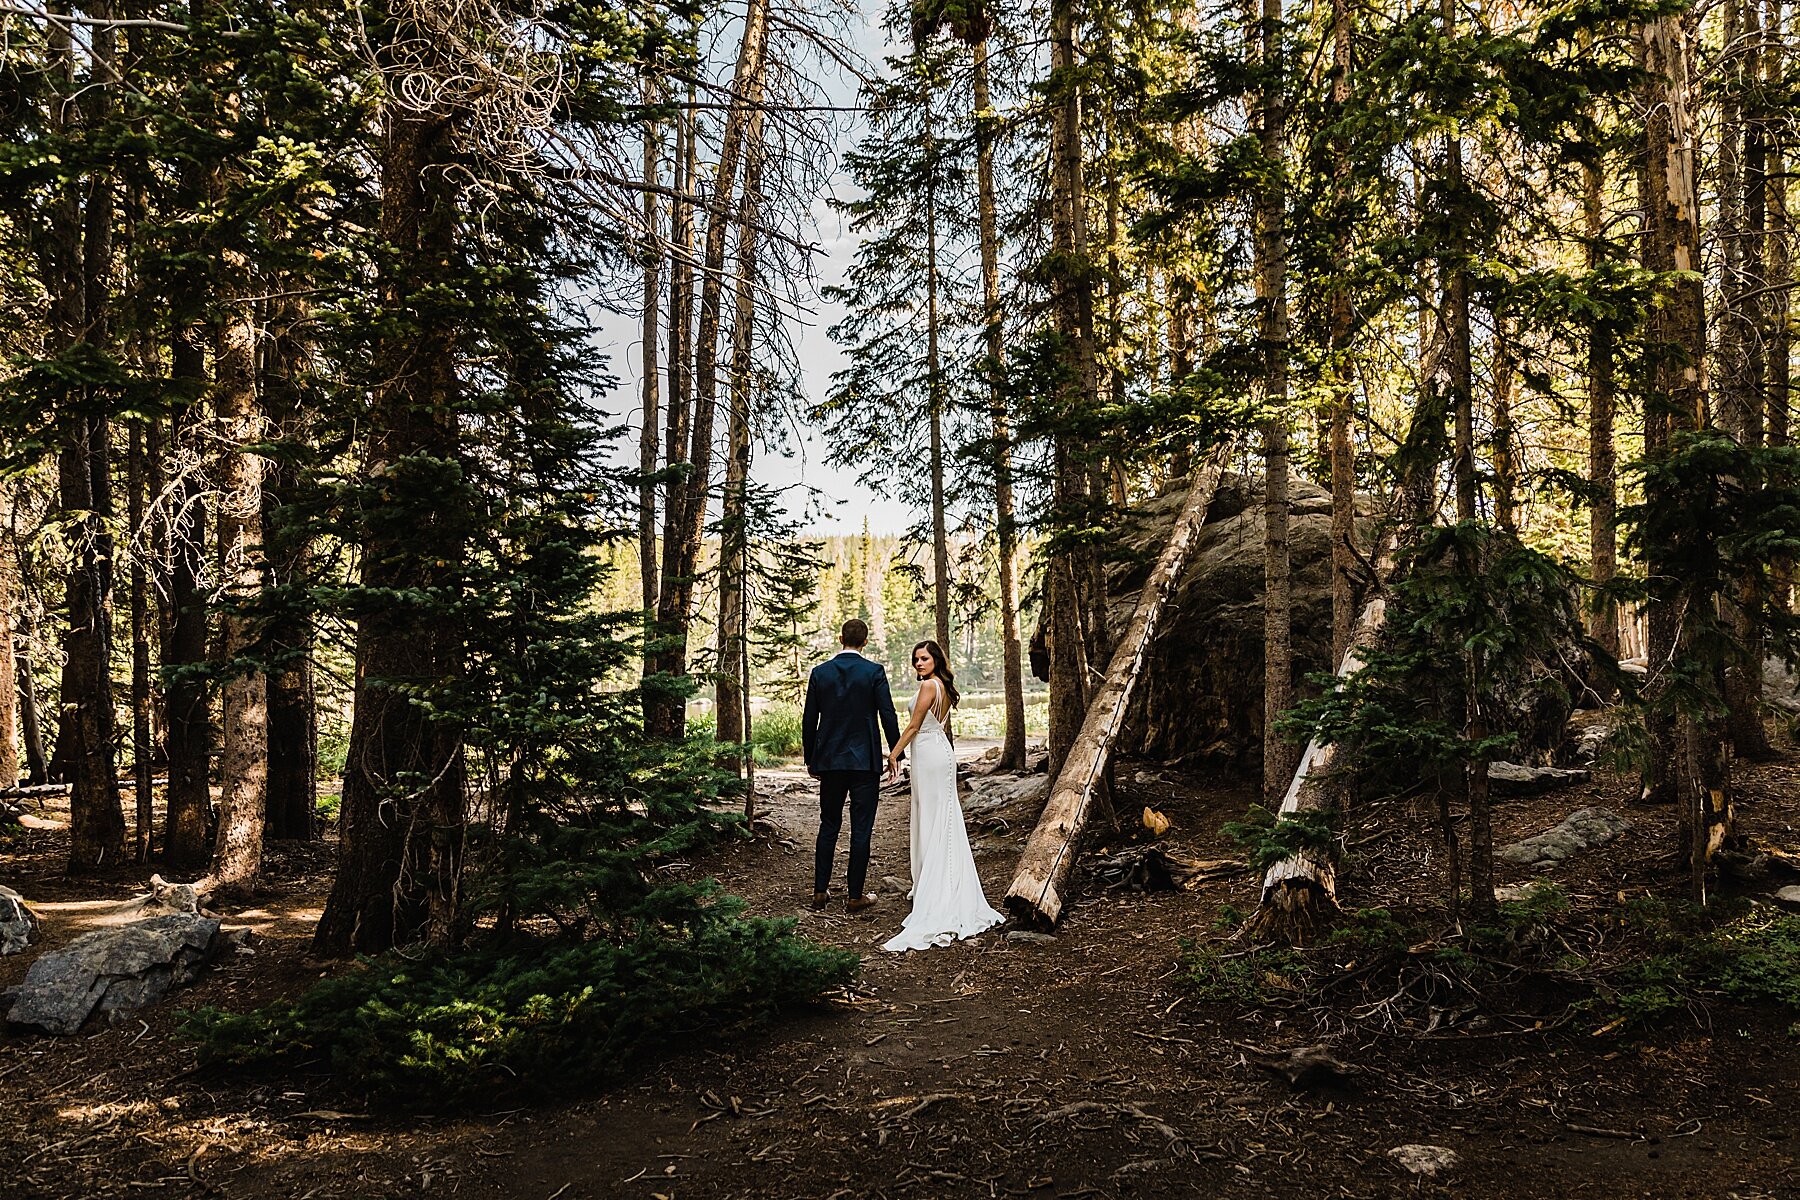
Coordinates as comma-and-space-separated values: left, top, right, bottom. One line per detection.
1105, 474, 1369, 770
0, 885, 40, 955
5, 914, 222, 1035
1499, 807, 1631, 872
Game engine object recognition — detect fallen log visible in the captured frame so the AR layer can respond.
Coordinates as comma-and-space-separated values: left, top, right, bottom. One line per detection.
1005, 446, 1231, 925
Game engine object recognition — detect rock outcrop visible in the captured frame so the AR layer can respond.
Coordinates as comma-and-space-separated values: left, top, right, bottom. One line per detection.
1499, 807, 1631, 871
1095, 474, 1363, 770
5, 914, 223, 1035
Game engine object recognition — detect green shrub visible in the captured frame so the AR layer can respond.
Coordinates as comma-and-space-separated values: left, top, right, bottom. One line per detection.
1221, 804, 1337, 875
751, 704, 804, 759
1180, 940, 1306, 1005
187, 888, 857, 1108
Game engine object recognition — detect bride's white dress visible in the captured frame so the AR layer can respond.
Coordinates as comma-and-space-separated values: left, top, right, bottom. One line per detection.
883, 684, 1005, 952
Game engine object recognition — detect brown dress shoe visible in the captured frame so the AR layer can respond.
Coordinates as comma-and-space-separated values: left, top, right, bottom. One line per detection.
809, 892, 829, 910
846, 894, 879, 914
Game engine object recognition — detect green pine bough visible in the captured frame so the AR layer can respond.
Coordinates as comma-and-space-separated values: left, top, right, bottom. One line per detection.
185, 889, 857, 1108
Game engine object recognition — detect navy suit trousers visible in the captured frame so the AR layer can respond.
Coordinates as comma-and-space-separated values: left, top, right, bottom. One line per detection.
814, 769, 881, 897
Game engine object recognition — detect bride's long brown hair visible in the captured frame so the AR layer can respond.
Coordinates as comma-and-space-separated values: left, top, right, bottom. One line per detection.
911, 640, 960, 709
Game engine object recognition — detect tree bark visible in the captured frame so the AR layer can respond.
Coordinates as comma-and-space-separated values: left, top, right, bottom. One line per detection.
973, 36, 1027, 770
1719, 0, 1774, 758
1444, 0, 1476, 526
314, 104, 467, 955
262, 298, 317, 841
647, 0, 772, 740
1007, 448, 1231, 925
1635, 22, 1680, 807
1327, 0, 1358, 668
51, 1, 126, 870
17, 617, 49, 786
927, 101, 952, 655
640, 81, 662, 626
716, 110, 765, 763
162, 6, 215, 868
649, 83, 695, 730
1642, 11, 1732, 895
1045, 0, 1101, 777
1253, 0, 1294, 802
1585, 148, 1620, 684
207, 273, 267, 901
128, 418, 153, 858
0, 483, 18, 789
1492, 325, 1518, 533
1768, 0, 1793, 615
1248, 591, 1390, 943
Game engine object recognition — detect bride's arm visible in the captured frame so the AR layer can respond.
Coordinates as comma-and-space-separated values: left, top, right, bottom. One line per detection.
886, 682, 933, 775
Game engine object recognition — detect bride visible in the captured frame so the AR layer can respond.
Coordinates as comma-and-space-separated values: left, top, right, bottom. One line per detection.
882, 640, 1005, 952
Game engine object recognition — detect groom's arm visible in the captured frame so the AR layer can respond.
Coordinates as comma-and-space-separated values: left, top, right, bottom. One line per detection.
874, 666, 902, 752
802, 668, 821, 774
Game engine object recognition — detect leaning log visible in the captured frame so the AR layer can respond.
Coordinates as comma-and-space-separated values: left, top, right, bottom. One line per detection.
1005, 447, 1231, 925
1243, 593, 1388, 944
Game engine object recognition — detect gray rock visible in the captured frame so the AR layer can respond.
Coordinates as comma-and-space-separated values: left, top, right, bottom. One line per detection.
0, 885, 40, 955
1388, 1144, 1458, 1177
1006, 930, 1056, 944
1774, 886, 1800, 910
1080, 475, 1582, 769
1488, 761, 1591, 796
1573, 724, 1611, 764
1499, 807, 1631, 871
6, 914, 221, 1035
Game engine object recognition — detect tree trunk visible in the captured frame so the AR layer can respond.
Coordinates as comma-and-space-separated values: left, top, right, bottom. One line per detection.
1492, 326, 1518, 534
649, 85, 695, 730
1769, 0, 1793, 615
17, 617, 49, 787
1636, 31, 1679, 805
207, 275, 267, 901
262, 298, 317, 841
973, 37, 1027, 770
128, 419, 153, 858
647, 0, 771, 741
1722, 0, 1774, 757
1327, 0, 1358, 668
640, 82, 662, 625
1045, 0, 1100, 777
1642, 11, 1732, 894
716, 111, 765, 763
50, 3, 126, 870
0, 483, 18, 789
927, 103, 952, 655
314, 105, 467, 956
1253, 0, 1294, 802
162, 9, 215, 867
1007, 448, 1231, 925
1585, 149, 1620, 685
1248, 591, 1389, 943
1444, 0, 1476, 526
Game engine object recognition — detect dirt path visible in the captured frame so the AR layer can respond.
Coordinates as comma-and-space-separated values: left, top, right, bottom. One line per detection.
5, 746, 1800, 1199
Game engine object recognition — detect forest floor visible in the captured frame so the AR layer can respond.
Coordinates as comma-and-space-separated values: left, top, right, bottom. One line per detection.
4, 728, 1800, 1200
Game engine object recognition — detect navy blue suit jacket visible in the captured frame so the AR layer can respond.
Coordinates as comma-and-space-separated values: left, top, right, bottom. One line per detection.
802, 651, 902, 774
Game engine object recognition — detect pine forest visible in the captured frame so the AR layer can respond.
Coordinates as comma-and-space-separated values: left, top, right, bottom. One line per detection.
2, 0, 1799, 1193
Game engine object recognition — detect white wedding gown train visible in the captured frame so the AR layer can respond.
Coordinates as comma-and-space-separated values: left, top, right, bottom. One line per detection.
883, 698, 1004, 952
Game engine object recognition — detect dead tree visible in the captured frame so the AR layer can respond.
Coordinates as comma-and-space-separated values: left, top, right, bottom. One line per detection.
1244, 593, 1388, 943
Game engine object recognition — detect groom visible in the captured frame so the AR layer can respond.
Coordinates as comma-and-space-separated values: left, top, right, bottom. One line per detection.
802, 619, 901, 913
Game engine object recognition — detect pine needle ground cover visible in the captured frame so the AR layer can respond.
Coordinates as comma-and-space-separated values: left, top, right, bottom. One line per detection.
1184, 889, 1800, 1036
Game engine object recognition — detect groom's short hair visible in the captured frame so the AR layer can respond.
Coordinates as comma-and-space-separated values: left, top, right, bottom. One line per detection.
840, 619, 869, 648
